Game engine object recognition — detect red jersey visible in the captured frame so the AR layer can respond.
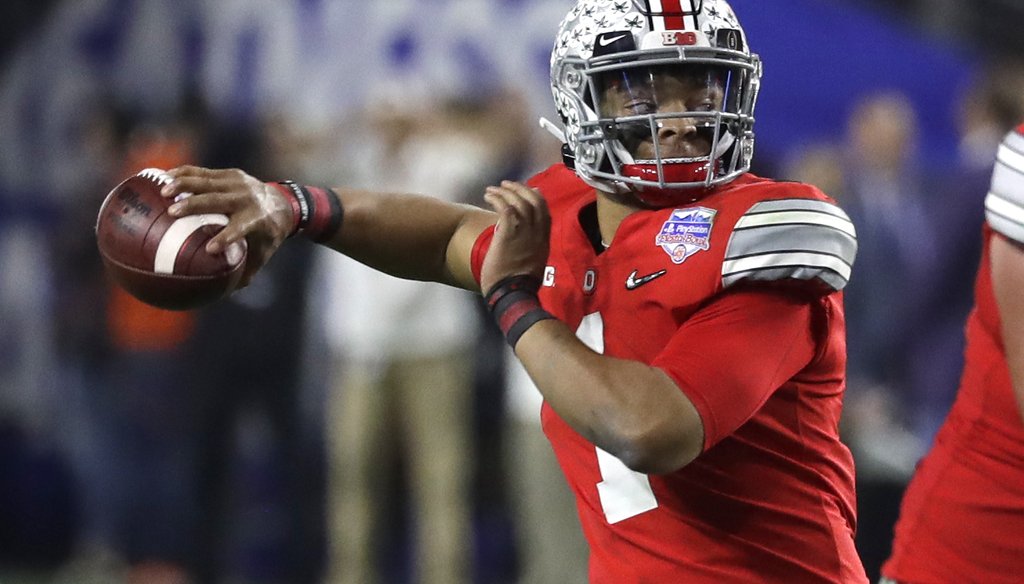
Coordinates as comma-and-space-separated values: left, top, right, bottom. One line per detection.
883, 127, 1024, 584
474, 165, 865, 583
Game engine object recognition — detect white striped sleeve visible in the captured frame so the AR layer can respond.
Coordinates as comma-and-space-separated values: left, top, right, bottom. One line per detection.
985, 128, 1024, 244
722, 198, 857, 292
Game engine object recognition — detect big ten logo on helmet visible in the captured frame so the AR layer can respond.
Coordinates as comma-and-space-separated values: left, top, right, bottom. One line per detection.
661, 31, 697, 46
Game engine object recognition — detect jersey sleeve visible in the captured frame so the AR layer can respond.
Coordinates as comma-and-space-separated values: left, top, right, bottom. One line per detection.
722, 198, 857, 292
470, 224, 497, 286
651, 288, 818, 450
985, 127, 1024, 244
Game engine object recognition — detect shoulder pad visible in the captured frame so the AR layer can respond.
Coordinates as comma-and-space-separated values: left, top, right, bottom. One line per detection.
985, 129, 1024, 244
722, 198, 857, 292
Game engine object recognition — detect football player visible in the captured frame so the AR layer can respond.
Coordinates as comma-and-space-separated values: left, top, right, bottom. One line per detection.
880, 125, 1024, 584
160, 1, 865, 581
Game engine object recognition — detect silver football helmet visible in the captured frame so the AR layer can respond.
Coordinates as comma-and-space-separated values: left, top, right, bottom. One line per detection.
548, 0, 762, 206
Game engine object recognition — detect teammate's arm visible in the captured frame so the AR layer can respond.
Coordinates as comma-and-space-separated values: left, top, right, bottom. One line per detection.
160, 166, 496, 290
985, 125, 1024, 422
990, 234, 1024, 421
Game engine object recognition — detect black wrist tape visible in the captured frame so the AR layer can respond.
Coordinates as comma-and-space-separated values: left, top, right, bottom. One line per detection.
485, 275, 555, 349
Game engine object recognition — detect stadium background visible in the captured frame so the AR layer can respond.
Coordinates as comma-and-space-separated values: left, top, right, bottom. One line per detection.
1, 1, 1022, 583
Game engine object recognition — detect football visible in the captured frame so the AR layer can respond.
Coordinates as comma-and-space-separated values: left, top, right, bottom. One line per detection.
95, 168, 246, 311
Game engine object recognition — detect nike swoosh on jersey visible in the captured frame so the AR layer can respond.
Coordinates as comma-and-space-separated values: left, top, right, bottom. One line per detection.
599, 33, 629, 47
625, 269, 667, 290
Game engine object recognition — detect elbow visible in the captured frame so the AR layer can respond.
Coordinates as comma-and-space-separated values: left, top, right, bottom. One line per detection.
606, 422, 704, 475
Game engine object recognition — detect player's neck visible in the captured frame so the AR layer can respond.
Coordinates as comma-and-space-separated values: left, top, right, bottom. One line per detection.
595, 191, 643, 247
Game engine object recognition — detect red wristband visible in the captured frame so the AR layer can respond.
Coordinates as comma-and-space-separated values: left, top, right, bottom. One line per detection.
269, 182, 303, 235
269, 181, 344, 242
485, 275, 555, 349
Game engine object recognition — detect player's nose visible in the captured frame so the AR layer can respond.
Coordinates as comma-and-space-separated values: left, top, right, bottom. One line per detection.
656, 116, 702, 155
657, 117, 698, 141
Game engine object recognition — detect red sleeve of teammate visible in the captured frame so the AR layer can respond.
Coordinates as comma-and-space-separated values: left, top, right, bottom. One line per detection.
652, 288, 818, 451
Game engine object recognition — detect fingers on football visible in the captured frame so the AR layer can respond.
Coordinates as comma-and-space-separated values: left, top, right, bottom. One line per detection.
161, 175, 234, 201
168, 189, 249, 219
204, 212, 257, 254
165, 165, 230, 181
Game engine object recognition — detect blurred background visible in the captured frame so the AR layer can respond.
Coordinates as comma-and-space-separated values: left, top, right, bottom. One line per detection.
1, 1, 1023, 583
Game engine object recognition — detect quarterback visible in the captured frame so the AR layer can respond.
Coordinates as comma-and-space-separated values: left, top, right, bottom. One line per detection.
160, 1, 865, 582
881, 125, 1024, 584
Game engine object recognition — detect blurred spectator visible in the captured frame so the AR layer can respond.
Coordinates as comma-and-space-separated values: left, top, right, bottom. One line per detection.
956, 59, 1024, 173
40, 97, 327, 584
831, 91, 935, 581
781, 143, 846, 201
320, 95, 502, 584
839, 91, 933, 465
502, 353, 588, 584
86, 115, 204, 584
43, 99, 136, 581
180, 107, 326, 584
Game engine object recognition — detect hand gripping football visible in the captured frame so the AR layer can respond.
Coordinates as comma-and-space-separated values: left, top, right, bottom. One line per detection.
95, 168, 246, 310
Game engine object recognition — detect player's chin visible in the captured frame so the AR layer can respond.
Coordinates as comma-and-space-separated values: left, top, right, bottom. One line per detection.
603, 187, 659, 210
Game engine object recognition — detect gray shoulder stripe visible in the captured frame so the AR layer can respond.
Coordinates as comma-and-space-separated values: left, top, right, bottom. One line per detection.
726, 223, 857, 265
723, 265, 849, 292
722, 253, 852, 290
723, 199, 856, 291
723, 252, 852, 280
726, 248, 852, 268
986, 192, 1024, 244
995, 157, 1024, 179
996, 145, 1024, 179
1003, 129, 1024, 156
984, 130, 1024, 243
734, 210, 856, 238
989, 153, 1024, 210
991, 167, 1024, 209
741, 198, 851, 220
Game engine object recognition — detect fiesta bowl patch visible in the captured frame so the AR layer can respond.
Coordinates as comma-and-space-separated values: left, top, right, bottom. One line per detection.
656, 207, 716, 264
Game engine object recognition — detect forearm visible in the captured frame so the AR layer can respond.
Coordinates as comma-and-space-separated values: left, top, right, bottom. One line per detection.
325, 188, 494, 290
513, 320, 703, 474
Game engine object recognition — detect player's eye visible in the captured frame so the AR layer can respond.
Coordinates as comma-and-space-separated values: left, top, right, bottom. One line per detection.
625, 100, 656, 115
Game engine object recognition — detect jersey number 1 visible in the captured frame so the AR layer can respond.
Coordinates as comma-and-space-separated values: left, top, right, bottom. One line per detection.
576, 312, 659, 524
